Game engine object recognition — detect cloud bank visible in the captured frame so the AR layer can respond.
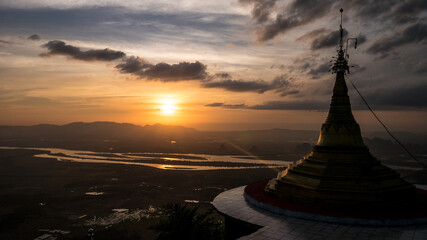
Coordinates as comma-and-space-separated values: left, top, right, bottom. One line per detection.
367, 23, 427, 57
28, 34, 40, 40
205, 102, 247, 108
202, 74, 298, 96
116, 56, 208, 81
206, 100, 328, 110
40, 40, 294, 94
242, 0, 427, 41
240, 0, 427, 59
41, 40, 125, 61
206, 82, 427, 111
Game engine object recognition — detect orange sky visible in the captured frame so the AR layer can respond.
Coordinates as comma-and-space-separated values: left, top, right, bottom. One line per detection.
1, 1, 426, 133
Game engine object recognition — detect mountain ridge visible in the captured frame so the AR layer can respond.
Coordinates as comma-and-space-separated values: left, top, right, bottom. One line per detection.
0, 121, 426, 156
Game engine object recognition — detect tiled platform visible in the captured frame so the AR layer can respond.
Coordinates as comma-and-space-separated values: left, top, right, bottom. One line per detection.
212, 186, 427, 240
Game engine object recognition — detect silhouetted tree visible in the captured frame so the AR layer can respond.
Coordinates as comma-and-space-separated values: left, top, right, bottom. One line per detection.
151, 203, 224, 240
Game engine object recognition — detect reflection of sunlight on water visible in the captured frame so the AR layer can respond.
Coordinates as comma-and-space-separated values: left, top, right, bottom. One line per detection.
221, 139, 282, 173
85, 192, 104, 196
0, 146, 291, 171
159, 165, 196, 170
160, 164, 174, 169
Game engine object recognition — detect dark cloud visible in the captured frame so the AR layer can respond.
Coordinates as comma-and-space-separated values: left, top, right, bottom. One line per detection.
349, 64, 366, 73
270, 64, 286, 70
205, 102, 224, 107
205, 102, 247, 108
298, 62, 311, 71
243, 0, 426, 42
28, 34, 40, 40
140, 61, 207, 81
0, 7, 244, 43
213, 72, 232, 79
239, 0, 277, 23
201, 74, 299, 97
40, 40, 126, 61
202, 75, 290, 94
363, 84, 427, 108
205, 83, 427, 110
380, 0, 427, 24
350, 1, 398, 20
356, 34, 367, 46
367, 23, 427, 57
249, 100, 328, 110
298, 28, 365, 51
116, 57, 208, 81
38, 40, 295, 89
272, 75, 299, 96
202, 73, 298, 96
0, 39, 12, 44
281, 89, 300, 96
40, 40, 207, 82
251, 0, 336, 41
291, 54, 364, 79
344, 0, 426, 26
205, 100, 329, 110
296, 28, 327, 41
311, 29, 348, 50
203, 79, 277, 93
413, 59, 427, 74
308, 62, 331, 78
292, 55, 317, 72
115, 56, 151, 73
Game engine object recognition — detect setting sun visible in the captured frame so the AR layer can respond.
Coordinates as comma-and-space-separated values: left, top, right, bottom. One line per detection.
160, 99, 177, 115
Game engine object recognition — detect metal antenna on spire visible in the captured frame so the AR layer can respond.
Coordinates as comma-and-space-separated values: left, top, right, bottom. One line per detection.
329, 8, 358, 74
339, 8, 343, 50
330, 8, 349, 74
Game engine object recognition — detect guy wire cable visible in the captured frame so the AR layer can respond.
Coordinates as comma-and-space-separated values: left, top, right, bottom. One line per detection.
345, 75, 427, 169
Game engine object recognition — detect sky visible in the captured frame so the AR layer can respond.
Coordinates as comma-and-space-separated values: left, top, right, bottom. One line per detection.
0, 0, 426, 132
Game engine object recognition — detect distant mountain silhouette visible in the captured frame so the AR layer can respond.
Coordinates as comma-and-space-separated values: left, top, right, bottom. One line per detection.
0, 121, 426, 157
364, 131, 427, 146
0, 122, 197, 141
0, 121, 317, 143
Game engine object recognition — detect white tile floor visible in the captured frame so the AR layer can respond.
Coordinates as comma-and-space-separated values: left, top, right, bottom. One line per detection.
212, 186, 427, 240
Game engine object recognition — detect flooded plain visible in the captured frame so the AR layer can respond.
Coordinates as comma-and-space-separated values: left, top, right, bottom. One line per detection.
0, 146, 291, 170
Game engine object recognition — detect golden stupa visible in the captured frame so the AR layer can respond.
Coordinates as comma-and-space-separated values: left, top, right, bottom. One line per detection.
265, 9, 416, 209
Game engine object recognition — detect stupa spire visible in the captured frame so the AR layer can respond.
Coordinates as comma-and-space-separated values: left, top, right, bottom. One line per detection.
318, 8, 361, 147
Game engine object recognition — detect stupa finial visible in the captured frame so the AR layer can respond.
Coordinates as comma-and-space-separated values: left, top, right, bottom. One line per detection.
330, 8, 358, 75
331, 8, 354, 75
